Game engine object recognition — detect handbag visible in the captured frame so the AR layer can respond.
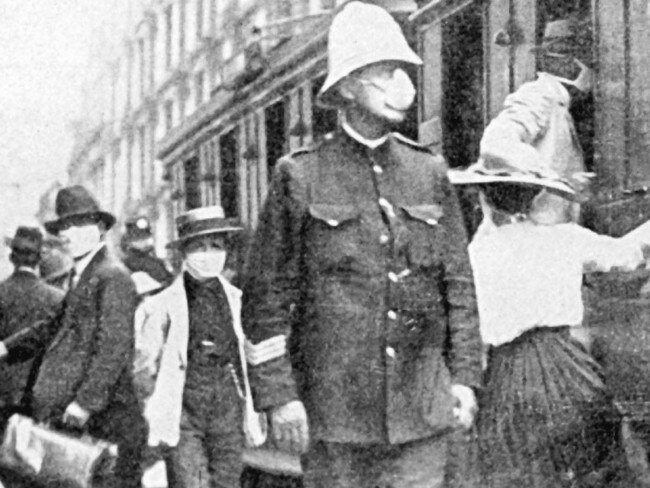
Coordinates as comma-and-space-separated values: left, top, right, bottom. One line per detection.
0, 413, 118, 488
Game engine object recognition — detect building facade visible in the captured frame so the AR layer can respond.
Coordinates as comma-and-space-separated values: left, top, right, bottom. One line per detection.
64, 0, 365, 260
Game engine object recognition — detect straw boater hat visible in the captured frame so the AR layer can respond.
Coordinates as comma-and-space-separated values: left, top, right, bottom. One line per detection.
316, 1, 422, 108
167, 205, 242, 249
44, 185, 116, 235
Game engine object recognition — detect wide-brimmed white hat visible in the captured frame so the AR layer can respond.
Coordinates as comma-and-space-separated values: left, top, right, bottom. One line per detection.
448, 158, 578, 199
316, 1, 422, 108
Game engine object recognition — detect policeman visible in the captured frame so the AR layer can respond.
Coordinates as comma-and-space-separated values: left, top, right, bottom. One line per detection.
121, 216, 173, 293
242, 3, 482, 487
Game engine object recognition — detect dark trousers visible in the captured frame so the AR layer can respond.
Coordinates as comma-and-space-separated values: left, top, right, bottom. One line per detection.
165, 405, 243, 488
302, 434, 450, 488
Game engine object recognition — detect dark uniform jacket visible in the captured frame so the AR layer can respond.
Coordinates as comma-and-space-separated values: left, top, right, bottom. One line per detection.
242, 131, 482, 445
0, 269, 64, 407
4, 246, 145, 485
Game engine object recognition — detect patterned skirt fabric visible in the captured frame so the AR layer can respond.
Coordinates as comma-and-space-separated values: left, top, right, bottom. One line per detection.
476, 326, 625, 488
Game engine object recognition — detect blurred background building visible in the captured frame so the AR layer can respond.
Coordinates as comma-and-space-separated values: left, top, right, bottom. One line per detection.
56, 0, 417, 261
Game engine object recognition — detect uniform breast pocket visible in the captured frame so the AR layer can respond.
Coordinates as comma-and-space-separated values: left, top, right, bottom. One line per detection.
307, 204, 362, 273
398, 204, 445, 269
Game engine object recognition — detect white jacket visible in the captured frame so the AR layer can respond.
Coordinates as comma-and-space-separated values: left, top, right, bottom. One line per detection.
477, 73, 587, 235
133, 274, 266, 448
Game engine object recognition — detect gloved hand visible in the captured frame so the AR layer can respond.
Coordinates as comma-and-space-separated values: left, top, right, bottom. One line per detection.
270, 400, 309, 454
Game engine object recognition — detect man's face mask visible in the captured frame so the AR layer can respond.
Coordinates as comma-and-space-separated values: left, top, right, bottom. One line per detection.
351, 64, 416, 122
60, 224, 102, 259
545, 55, 593, 94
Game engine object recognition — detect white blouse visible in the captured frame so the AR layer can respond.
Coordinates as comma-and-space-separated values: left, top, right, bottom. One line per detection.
469, 221, 644, 346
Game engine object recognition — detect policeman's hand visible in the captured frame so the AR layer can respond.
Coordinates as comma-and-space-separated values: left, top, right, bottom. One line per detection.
450, 384, 477, 430
270, 400, 309, 454
62, 402, 91, 429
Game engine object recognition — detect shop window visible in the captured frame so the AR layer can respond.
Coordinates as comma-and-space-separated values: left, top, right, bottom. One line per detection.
441, 4, 483, 169
165, 6, 173, 69
220, 128, 239, 218
440, 2, 484, 235
265, 99, 287, 181
184, 156, 202, 210
195, 71, 205, 107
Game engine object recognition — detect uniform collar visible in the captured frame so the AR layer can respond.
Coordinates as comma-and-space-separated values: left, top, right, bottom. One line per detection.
341, 115, 389, 149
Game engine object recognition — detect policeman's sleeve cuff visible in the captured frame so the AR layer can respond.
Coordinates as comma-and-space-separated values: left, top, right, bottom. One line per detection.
249, 360, 300, 411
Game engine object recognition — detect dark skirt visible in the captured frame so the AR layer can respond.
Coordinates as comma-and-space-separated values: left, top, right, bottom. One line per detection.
476, 326, 625, 488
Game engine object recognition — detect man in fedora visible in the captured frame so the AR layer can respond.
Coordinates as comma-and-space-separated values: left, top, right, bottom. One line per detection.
133, 205, 264, 488
242, 3, 482, 487
476, 15, 594, 236
0, 227, 64, 410
0, 185, 146, 488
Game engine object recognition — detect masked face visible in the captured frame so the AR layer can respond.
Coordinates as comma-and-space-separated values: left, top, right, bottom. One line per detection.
544, 55, 593, 94
59, 224, 102, 258
182, 235, 228, 281
347, 63, 416, 123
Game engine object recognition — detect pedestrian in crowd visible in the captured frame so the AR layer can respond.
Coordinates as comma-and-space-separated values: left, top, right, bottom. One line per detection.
241, 3, 483, 487
476, 16, 594, 236
121, 215, 174, 290
0, 227, 64, 411
39, 235, 74, 291
451, 157, 650, 486
134, 205, 265, 488
0, 185, 146, 488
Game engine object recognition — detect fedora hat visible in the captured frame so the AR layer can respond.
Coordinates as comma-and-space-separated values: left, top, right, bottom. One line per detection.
317, 1, 422, 108
45, 185, 116, 235
5, 226, 43, 255
531, 17, 592, 57
448, 157, 577, 199
167, 205, 242, 249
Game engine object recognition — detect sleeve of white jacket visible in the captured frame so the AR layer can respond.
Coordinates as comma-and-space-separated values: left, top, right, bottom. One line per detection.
133, 300, 168, 405
480, 79, 555, 174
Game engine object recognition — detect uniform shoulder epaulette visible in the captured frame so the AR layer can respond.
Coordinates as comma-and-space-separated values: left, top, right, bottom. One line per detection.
392, 133, 432, 153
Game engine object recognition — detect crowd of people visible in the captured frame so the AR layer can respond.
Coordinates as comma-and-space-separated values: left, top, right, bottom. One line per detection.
0, 2, 650, 487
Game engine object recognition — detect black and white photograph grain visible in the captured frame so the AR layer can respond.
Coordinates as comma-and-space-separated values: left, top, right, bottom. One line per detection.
0, 1, 650, 487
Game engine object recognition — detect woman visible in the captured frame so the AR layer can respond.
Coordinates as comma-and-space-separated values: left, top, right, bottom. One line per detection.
451, 164, 650, 486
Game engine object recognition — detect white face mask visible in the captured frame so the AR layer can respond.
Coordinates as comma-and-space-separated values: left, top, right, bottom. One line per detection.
356, 68, 416, 112
60, 224, 102, 258
549, 58, 593, 94
184, 250, 227, 281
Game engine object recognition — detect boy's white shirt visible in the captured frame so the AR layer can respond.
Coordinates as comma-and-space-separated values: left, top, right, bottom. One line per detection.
134, 274, 266, 448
